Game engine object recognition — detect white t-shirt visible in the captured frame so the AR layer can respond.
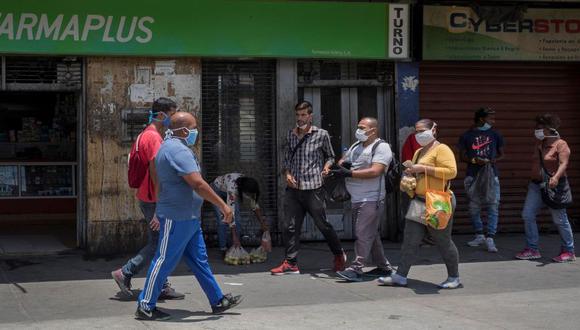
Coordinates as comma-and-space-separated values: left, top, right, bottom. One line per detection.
344, 139, 392, 203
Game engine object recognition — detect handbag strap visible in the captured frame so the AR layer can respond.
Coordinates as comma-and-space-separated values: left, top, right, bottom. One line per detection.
537, 147, 553, 178
289, 132, 311, 162
424, 168, 446, 191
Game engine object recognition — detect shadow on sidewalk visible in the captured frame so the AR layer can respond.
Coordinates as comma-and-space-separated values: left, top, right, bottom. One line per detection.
0, 233, 576, 285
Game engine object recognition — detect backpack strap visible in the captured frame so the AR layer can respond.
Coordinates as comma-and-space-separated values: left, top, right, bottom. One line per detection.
344, 141, 362, 162
135, 133, 142, 152
371, 139, 387, 158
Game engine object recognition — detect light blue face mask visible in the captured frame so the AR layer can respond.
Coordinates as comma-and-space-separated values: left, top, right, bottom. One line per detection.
478, 122, 492, 131
149, 111, 171, 127
171, 127, 198, 146
185, 128, 198, 146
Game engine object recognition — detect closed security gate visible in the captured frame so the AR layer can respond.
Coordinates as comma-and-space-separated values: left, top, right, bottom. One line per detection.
420, 62, 580, 232
201, 60, 277, 245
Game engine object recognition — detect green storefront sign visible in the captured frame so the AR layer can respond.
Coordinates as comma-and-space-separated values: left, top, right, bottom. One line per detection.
0, 0, 403, 59
424, 5, 580, 61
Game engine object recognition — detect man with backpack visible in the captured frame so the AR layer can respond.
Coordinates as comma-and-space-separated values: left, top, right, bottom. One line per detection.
111, 97, 184, 300
332, 117, 394, 282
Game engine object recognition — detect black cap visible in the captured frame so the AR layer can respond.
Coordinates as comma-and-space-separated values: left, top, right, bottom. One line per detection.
474, 107, 495, 121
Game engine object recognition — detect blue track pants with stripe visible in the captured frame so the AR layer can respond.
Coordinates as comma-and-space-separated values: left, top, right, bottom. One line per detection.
137, 217, 223, 311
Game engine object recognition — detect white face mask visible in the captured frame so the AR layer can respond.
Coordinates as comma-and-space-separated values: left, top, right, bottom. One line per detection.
535, 128, 559, 141
355, 128, 369, 142
534, 129, 545, 141
415, 128, 435, 146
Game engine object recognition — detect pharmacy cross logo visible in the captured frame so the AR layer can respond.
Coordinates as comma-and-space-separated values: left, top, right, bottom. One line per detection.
401, 76, 419, 92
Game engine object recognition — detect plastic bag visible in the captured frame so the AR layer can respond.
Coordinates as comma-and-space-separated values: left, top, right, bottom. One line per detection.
399, 174, 417, 198
224, 246, 239, 265
250, 246, 268, 263
323, 169, 351, 202
224, 246, 250, 265
238, 247, 251, 265
466, 163, 497, 205
260, 231, 272, 252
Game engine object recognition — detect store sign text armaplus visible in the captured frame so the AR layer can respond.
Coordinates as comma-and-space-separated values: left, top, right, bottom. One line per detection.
0, 0, 409, 60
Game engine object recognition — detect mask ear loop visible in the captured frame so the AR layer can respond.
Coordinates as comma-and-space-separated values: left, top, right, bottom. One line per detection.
164, 129, 173, 140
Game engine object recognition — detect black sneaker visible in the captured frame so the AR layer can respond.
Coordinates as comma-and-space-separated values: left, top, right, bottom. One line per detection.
135, 307, 171, 321
336, 269, 363, 282
364, 267, 393, 277
211, 293, 243, 314
159, 282, 185, 300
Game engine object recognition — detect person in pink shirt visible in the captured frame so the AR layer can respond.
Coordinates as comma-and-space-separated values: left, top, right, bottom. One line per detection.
111, 98, 184, 299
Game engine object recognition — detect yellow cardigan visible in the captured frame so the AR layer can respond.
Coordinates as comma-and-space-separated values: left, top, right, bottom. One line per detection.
412, 144, 458, 197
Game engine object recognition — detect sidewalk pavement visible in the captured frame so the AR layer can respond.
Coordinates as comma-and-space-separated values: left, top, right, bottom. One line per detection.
1, 233, 579, 329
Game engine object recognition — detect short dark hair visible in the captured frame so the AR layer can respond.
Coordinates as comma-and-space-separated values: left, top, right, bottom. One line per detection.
236, 177, 260, 204
535, 113, 561, 130
295, 101, 313, 114
152, 97, 177, 114
474, 107, 495, 123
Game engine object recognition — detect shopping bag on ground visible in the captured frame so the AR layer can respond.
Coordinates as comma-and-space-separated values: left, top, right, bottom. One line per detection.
250, 246, 268, 263
224, 246, 239, 265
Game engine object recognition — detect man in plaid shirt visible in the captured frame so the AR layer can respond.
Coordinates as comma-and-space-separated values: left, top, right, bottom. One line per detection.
270, 101, 346, 275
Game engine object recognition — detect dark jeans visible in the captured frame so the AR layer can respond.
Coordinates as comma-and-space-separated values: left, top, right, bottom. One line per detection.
283, 187, 343, 263
122, 201, 164, 282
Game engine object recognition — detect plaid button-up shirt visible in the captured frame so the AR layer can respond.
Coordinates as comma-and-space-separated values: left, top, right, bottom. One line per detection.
282, 126, 335, 190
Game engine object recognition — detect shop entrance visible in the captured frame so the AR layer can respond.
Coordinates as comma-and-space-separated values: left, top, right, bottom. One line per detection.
0, 57, 82, 254
297, 60, 395, 240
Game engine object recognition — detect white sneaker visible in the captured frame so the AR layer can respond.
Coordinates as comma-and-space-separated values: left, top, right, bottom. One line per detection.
467, 235, 486, 247
486, 237, 498, 253
438, 277, 461, 289
377, 273, 408, 287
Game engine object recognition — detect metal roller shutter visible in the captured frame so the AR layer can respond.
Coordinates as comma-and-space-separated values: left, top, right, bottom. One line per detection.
419, 61, 580, 232
201, 60, 277, 245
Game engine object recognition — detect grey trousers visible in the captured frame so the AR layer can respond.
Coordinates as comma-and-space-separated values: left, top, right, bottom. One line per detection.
397, 197, 459, 278
349, 200, 391, 272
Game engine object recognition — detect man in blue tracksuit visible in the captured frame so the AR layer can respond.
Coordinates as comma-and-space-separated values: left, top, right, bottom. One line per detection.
136, 111, 242, 321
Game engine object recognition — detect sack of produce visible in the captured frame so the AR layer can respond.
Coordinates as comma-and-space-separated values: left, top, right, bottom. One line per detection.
250, 246, 268, 263
238, 246, 251, 265
224, 246, 240, 265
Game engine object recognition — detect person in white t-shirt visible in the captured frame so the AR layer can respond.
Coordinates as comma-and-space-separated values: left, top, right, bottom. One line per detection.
330, 117, 394, 282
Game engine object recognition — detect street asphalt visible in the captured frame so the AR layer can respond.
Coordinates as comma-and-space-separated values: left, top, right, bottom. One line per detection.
0, 233, 579, 329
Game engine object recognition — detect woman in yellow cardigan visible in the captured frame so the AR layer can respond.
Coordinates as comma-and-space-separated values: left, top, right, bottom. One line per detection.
379, 119, 461, 289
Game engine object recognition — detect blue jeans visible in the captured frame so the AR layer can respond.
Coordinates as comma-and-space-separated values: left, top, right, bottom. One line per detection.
522, 182, 575, 253
464, 176, 500, 237
138, 217, 223, 311
122, 201, 162, 279
211, 185, 242, 250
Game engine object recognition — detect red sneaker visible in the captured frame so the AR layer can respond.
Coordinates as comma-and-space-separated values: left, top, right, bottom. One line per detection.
270, 260, 300, 275
552, 251, 576, 263
515, 248, 541, 260
333, 252, 347, 272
